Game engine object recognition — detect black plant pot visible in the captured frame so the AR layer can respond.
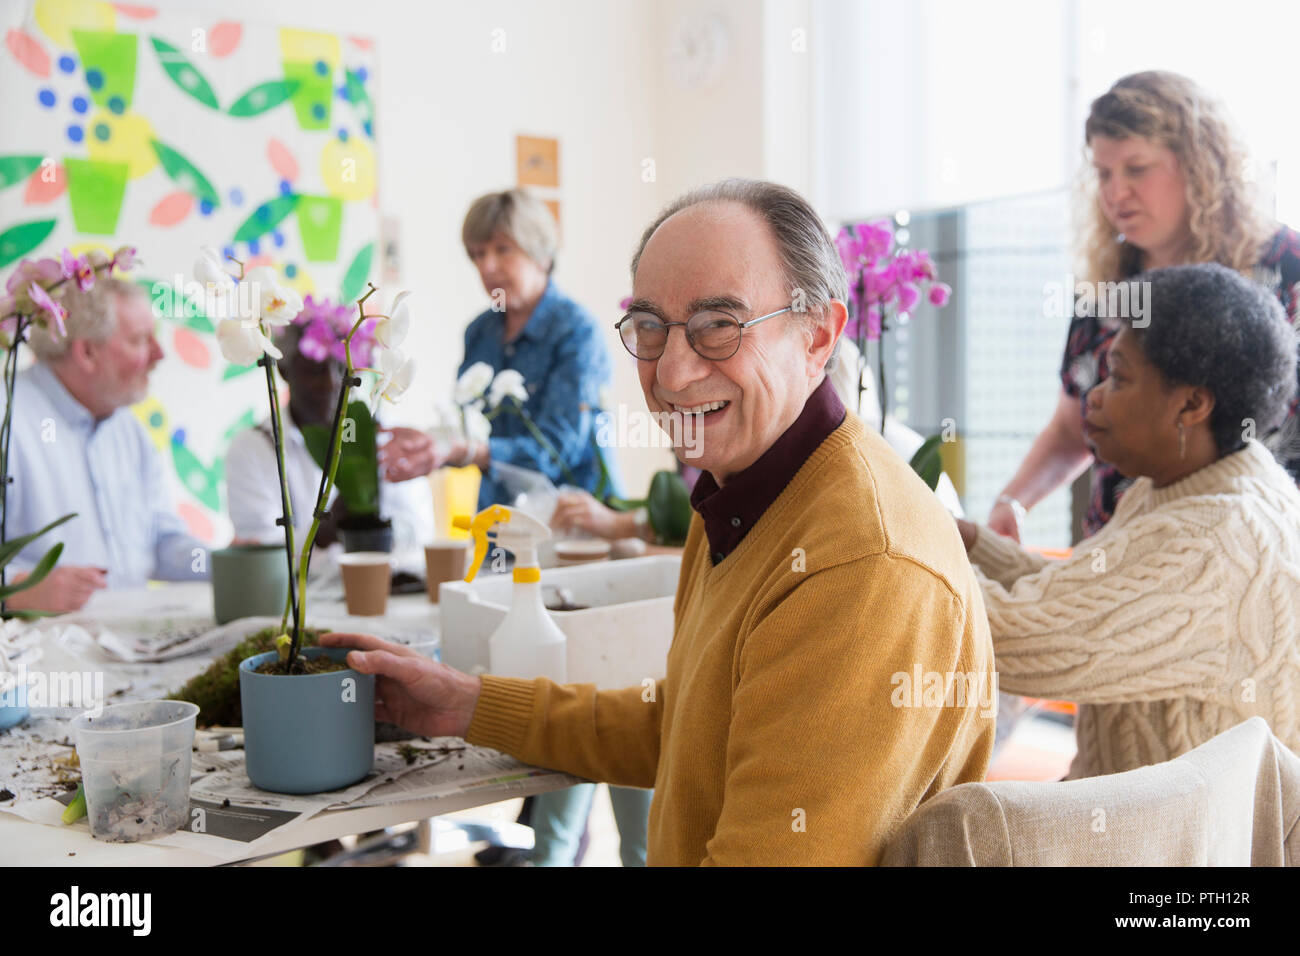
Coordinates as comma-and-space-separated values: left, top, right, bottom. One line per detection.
338, 515, 393, 554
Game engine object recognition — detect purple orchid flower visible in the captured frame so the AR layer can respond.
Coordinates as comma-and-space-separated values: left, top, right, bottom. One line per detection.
61, 249, 95, 291
28, 282, 66, 338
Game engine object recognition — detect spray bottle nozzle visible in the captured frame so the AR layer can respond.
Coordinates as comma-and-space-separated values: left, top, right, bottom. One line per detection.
458, 505, 512, 582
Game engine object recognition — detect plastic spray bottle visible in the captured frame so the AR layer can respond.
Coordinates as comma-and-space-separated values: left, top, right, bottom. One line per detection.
454, 505, 567, 682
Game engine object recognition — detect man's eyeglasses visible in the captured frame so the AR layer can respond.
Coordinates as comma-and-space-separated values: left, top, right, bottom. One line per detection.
614, 305, 795, 362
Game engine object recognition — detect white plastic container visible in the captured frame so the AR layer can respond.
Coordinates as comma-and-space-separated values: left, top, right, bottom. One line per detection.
439, 554, 680, 686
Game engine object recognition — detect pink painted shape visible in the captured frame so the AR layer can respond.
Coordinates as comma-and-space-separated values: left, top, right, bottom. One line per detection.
349, 36, 374, 49
112, 4, 158, 18
209, 21, 242, 57
172, 325, 210, 369
24, 164, 66, 203
6, 28, 50, 77
266, 138, 299, 182
149, 190, 194, 226
177, 501, 214, 542
244, 254, 273, 269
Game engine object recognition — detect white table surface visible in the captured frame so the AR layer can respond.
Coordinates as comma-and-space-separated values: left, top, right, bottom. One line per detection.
0, 579, 577, 866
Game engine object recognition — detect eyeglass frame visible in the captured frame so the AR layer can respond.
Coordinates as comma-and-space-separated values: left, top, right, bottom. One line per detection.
614, 304, 796, 362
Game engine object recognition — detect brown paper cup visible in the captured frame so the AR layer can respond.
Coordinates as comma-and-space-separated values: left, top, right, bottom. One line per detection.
554, 539, 612, 566
424, 539, 471, 602
338, 552, 392, 616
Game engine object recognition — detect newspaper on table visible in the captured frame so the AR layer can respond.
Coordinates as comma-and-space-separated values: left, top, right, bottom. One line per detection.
3, 736, 581, 864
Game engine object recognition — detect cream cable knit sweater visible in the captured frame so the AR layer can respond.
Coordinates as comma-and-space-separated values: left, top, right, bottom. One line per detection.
970, 440, 1300, 779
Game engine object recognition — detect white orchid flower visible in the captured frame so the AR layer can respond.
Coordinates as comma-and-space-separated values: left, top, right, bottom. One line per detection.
194, 246, 236, 299
216, 318, 282, 365
463, 402, 492, 445
372, 347, 415, 403
374, 290, 411, 348
488, 368, 528, 409
243, 266, 303, 327
455, 361, 495, 404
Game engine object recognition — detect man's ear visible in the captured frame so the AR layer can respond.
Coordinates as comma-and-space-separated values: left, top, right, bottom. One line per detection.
1179, 385, 1215, 427
65, 338, 97, 375
807, 300, 847, 374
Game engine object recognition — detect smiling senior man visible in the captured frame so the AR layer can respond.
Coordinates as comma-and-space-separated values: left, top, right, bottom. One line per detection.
325, 179, 995, 865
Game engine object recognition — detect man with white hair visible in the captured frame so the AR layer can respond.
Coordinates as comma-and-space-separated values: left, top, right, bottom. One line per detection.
4, 278, 208, 613
327, 180, 996, 865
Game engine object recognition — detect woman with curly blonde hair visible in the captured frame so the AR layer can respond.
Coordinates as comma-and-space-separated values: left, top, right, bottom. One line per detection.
989, 71, 1300, 540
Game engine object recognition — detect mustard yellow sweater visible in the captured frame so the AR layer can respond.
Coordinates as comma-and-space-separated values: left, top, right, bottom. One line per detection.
466, 414, 996, 864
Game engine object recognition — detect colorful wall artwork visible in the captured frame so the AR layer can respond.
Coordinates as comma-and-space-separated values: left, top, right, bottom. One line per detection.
0, 0, 380, 543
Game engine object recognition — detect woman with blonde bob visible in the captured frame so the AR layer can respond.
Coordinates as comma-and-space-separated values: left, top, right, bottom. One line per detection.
989, 71, 1300, 541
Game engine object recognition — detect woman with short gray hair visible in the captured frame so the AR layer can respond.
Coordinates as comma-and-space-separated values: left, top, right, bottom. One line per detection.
957, 263, 1300, 778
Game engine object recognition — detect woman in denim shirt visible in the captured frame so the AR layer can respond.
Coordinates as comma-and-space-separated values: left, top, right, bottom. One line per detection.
386, 189, 648, 865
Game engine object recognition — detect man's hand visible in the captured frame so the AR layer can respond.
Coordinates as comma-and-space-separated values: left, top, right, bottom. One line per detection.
987, 498, 1024, 542
955, 517, 978, 553
5, 566, 107, 613
319, 632, 482, 738
376, 427, 438, 482
552, 490, 634, 540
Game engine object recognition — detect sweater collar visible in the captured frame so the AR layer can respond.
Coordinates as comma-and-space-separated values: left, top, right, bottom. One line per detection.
1146, 440, 1280, 508
690, 375, 845, 565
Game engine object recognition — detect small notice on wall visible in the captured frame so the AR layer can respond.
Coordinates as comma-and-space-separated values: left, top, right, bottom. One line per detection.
516, 135, 560, 187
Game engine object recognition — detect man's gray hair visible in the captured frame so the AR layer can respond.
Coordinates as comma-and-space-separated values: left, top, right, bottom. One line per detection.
462, 188, 559, 275
629, 178, 848, 370
28, 278, 146, 362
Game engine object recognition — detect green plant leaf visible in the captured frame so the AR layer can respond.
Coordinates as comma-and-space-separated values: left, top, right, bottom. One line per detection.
150, 37, 219, 110
233, 195, 298, 243
149, 139, 219, 207
303, 400, 379, 518
0, 541, 64, 602
339, 242, 374, 305
0, 219, 57, 270
908, 434, 945, 491
647, 470, 691, 546
0, 156, 44, 191
227, 79, 300, 117
0, 513, 76, 569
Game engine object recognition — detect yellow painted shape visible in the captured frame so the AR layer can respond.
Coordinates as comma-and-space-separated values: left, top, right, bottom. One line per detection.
278, 27, 339, 66
35, 0, 114, 50
320, 136, 376, 201
85, 108, 157, 179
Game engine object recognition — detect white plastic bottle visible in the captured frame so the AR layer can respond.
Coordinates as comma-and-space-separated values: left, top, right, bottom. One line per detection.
455, 505, 567, 682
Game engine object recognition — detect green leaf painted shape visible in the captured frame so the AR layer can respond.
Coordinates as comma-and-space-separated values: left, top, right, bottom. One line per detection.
221, 408, 257, 442
227, 79, 300, 117
137, 277, 214, 333
339, 242, 374, 305
149, 139, 219, 206
0, 219, 56, 270
233, 194, 299, 243
0, 156, 44, 191
344, 69, 374, 135
171, 440, 221, 511
150, 37, 219, 110
221, 362, 258, 380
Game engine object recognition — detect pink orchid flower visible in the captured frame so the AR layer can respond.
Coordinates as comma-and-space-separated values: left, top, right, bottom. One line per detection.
28, 282, 67, 338
929, 282, 951, 307
5, 257, 61, 295
61, 249, 96, 291
112, 245, 138, 273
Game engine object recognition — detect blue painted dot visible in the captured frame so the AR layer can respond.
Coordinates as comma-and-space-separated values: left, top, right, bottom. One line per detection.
355, 67, 368, 83
67, 124, 83, 143
93, 122, 111, 142
284, 263, 298, 278
311, 102, 326, 121
71, 95, 88, 114
313, 59, 329, 76
107, 95, 125, 114
172, 427, 186, 445
362, 120, 372, 137
336, 84, 350, 102
247, 238, 261, 255
278, 180, 292, 197
58, 54, 76, 74
337, 127, 348, 142
85, 68, 103, 90
148, 411, 163, 428
257, 203, 272, 222
199, 199, 214, 216
272, 230, 285, 248
229, 188, 244, 206
38, 88, 56, 108
222, 244, 236, 261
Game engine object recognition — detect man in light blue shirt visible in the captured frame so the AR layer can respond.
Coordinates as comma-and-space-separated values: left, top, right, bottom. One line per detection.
4, 278, 208, 613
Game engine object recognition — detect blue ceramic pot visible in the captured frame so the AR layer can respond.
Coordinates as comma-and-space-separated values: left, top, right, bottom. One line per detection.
238, 646, 375, 794
0, 681, 28, 730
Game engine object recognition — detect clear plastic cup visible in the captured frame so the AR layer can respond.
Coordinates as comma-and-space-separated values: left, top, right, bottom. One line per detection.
71, 700, 199, 843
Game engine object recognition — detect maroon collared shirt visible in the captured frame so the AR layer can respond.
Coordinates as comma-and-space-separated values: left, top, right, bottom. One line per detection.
690, 375, 846, 565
